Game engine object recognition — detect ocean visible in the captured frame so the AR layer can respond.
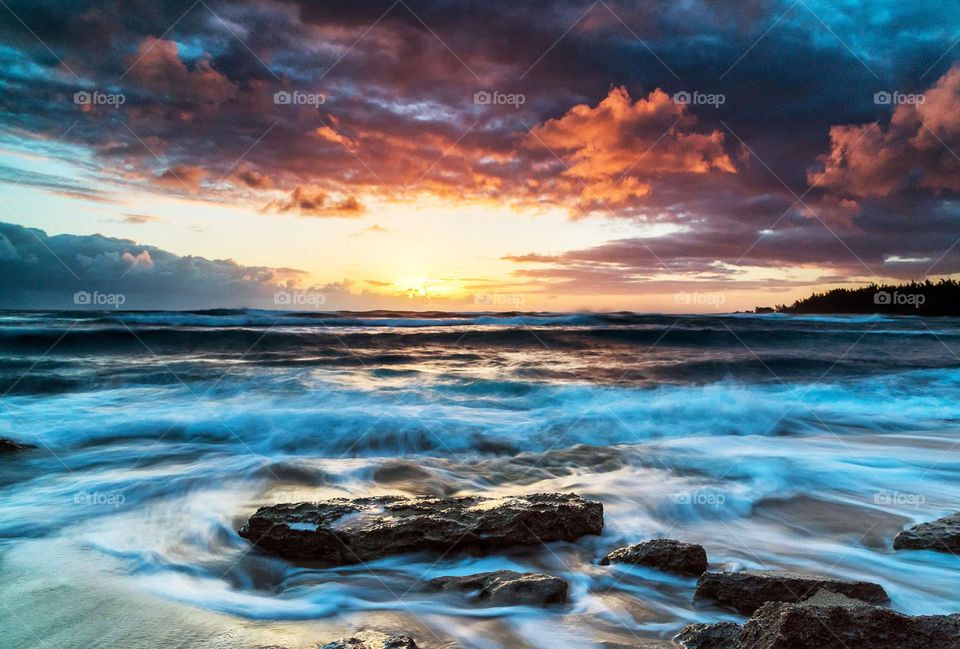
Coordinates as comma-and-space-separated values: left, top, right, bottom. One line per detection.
1, 310, 958, 648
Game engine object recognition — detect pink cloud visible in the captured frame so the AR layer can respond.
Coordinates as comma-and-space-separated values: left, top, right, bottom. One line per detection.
121, 249, 154, 270
153, 164, 208, 193
128, 37, 236, 108
810, 64, 960, 197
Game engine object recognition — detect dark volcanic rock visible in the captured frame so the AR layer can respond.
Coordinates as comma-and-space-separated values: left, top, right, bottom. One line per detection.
738, 599, 960, 649
799, 588, 870, 608
319, 631, 417, 649
678, 589, 960, 648
694, 569, 888, 614
893, 513, 960, 554
238, 493, 603, 563
428, 570, 567, 606
0, 438, 34, 453
600, 539, 707, 576
675, 621, 742, 648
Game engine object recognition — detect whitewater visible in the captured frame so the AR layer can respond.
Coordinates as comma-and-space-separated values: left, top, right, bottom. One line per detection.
0, 310, 957, 648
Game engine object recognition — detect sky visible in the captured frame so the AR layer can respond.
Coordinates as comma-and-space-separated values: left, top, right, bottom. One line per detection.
0, 0, 959, 311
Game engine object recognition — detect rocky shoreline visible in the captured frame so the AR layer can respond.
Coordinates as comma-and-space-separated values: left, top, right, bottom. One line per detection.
236, 492, 960, 648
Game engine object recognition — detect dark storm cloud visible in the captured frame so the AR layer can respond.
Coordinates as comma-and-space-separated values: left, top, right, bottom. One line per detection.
1, 0, 959, 286
0, 221, 344, 309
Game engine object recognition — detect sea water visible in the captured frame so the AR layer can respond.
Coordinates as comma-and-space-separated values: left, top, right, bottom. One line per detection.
0, 311, 957, 648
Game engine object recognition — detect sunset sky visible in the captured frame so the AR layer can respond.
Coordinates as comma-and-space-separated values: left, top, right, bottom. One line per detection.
1, 0, 959, 311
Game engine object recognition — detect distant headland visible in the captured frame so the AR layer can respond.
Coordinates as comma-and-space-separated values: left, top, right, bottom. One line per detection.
757, 279, 960, 316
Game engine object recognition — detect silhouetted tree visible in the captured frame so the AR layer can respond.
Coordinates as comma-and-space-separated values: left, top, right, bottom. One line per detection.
778, 279, 960, 316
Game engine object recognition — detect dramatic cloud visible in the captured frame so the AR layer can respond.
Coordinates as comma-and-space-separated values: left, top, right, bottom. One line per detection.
0, 0, 958, 301
525, 87, 736, 210
0, 222, 338, 309
811, 65, 960, 197
128, 37, 238, 111
263, 185, 365, 217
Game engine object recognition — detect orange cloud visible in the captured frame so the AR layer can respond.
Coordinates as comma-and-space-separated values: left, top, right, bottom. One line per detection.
128, 37, 236, 107
264, 185, 365, 217
525, 87, 736, 209
810, 64, 960, 197
313, 125, 358, 150
153, 164, 207, 193
235, 166, 274, 190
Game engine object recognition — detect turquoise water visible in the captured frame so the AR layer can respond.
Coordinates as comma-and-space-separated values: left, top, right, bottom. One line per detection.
1, 311, 958, 648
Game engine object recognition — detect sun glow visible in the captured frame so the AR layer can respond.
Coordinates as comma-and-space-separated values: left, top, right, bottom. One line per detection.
395, 277, 461, 299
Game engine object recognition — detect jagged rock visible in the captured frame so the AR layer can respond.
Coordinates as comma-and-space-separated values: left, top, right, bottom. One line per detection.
600, 539, 707, 576
893, 513, 960, 554
0, 438, 34, 453
238, 493, 603, 563
738, 599, 960, 648
675, 621, 742, 648
694, 569, 888, 614
428, 570, 567, 606
319, 631, 417, 649
678, 589, 960, 648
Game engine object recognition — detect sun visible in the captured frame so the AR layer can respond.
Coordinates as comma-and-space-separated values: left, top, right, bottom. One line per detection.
395, 278, 459, 299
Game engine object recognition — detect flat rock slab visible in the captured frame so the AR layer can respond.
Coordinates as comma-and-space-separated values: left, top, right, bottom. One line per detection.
238, 493, 603, 563
601, 539, 707, 576
0, 438, 34, 453
428, 570, 567, 606
893, 513, 960, 554
319, 631, 417, 649
694, 569, 888, 614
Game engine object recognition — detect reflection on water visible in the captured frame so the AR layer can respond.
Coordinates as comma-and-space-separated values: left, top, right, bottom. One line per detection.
0, 311, 958, 648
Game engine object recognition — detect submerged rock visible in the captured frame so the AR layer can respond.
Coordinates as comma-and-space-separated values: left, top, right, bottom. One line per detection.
319, 631, 418, 649
600, 539, 708, 576
753, 495, 910, 549
694, 569, 888, 614
371, 460, 457, 497
428, 570, 567, 606
238, 493, 603, 563
0, 438, 34, 453
893, 513, 960, 553
675, 621, 742, 649
678, 589, 960, 648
